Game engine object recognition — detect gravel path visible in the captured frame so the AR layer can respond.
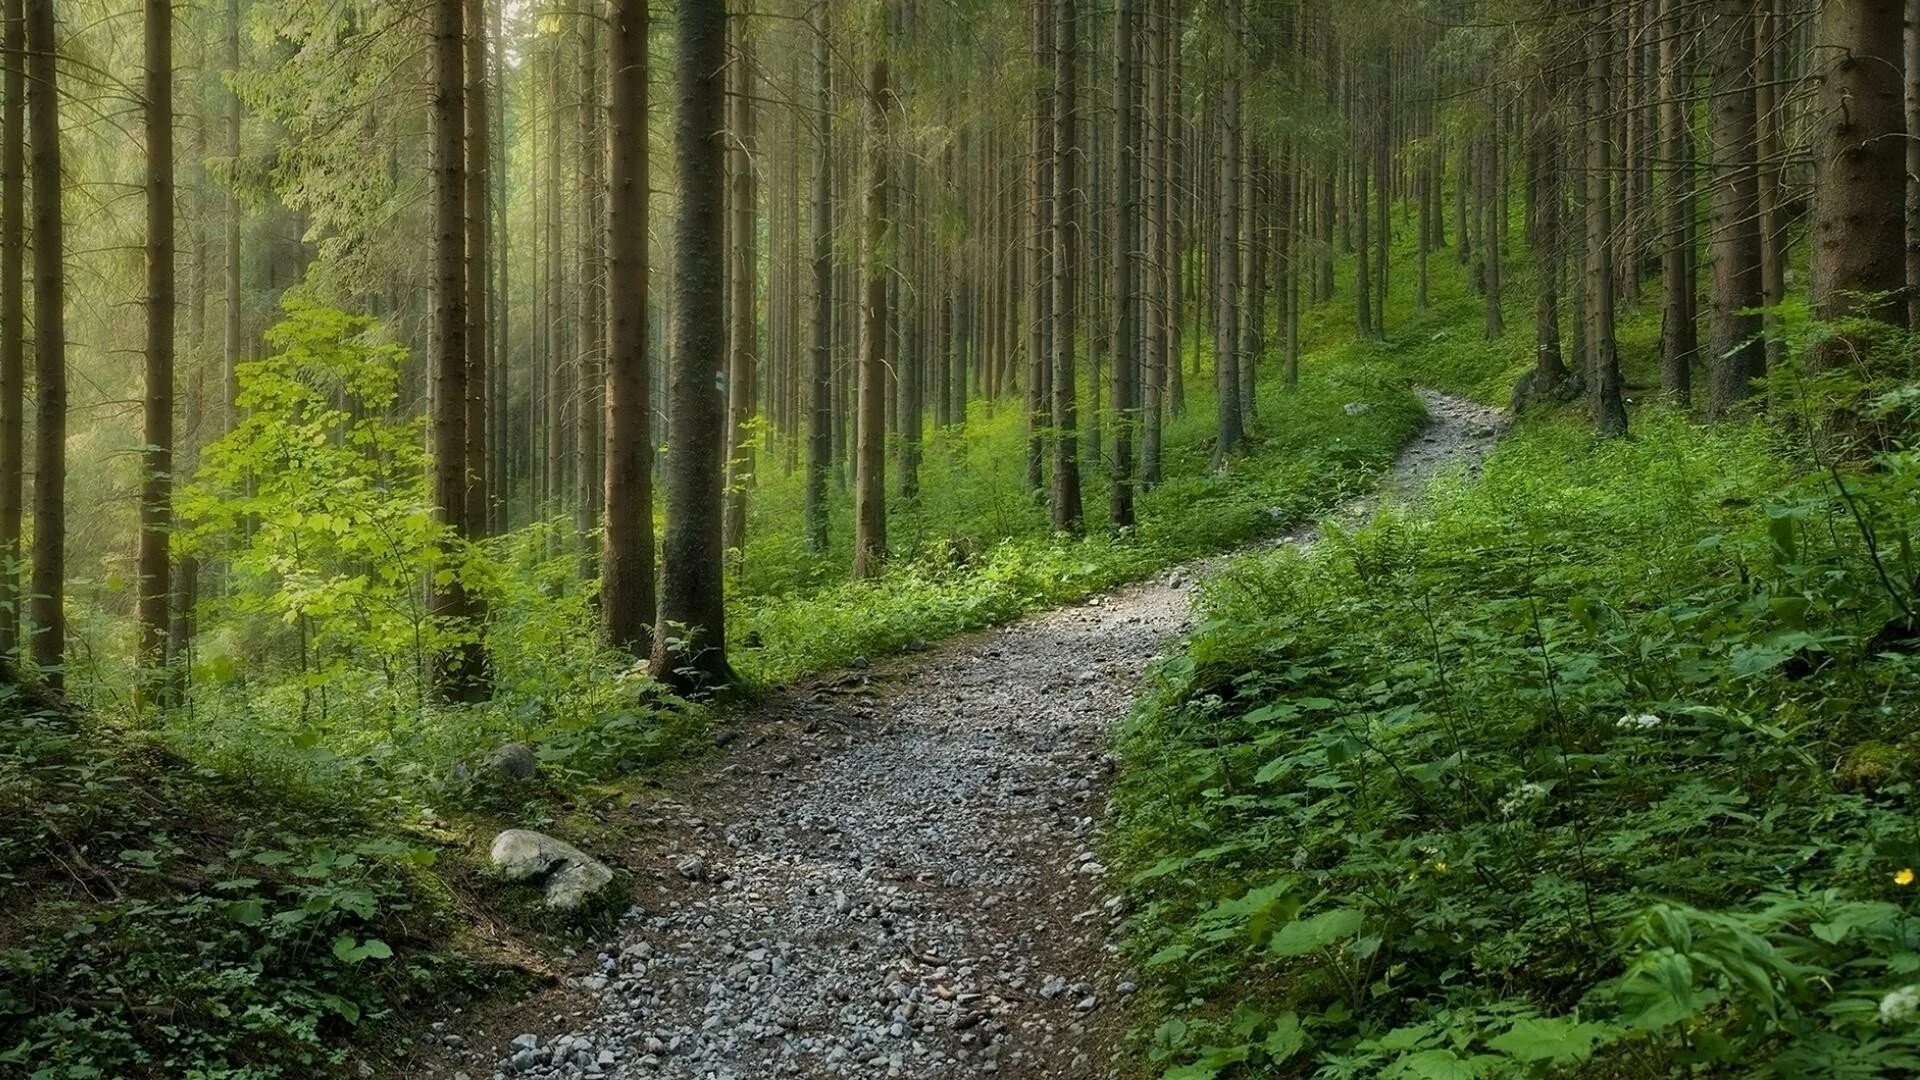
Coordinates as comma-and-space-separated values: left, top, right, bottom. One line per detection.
465, 390, 1506, 1080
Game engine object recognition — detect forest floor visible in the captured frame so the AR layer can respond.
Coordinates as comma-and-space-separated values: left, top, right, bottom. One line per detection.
430, 390, 1506, 1080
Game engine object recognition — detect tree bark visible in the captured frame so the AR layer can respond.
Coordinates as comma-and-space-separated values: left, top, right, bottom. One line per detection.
222, 0, 241, 433
25, 0, 62, 685
1754, 0, 1785, 371
852, 10, 890, 578
1525, 71, 1571, 400
1210, 0, 1244, 468
1810, 0, 1907, 447
575, 11, 604, 574
1907, 0, 1920, 331
1049, 0, 1083, 532
653, 0, 733, 690
1659, 0, 1698, 402
1109, 0, 1137, 529
1704, 0, 1765, 419
1141, 0, 1167, 483
1025, 0, 1051, 497
602, 0, 653, 656
430, 0, 489, 700
137, 0, 174, 703
804, 4, 832, 552
1587, 0, 1629, 437
0, 0, 26, 668
464, 0, 489, 547
723, 3, 757, 559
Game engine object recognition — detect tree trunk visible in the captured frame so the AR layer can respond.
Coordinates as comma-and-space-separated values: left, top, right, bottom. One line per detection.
489, 0, 508, 533
1526, 72, 1570, 400
1704, 0, 1765, 419
897, 164, 922, 500
575, 12, 604, 575
429, 0, 488, 700
653, 0, 733, 690
1754, 0, 1784, 371
1483, 123, 1506, 338
1588, 0, 1629, 437
1025, 0, 1051, 497
222, 0, 241, 433
805, 5, 832, 552
464, 0, 489, 549
1211, 0, 1244, 469
1, 0, 27, 668
1141, 0, 1167, 483
602, 0, 653, 656
137, 0, 174, 703
1109, 0, 1137, 529
1049, 0, 1083, 532
1907, 0, 1920, 331
724, 4, 757, 559
1354, 145, 1373, 336
25, 0, 62, 686
852, 14, 890, 579
1810, 0, 1907, 448
1659, 0, 1698, 402
1415, 151, 1430, 314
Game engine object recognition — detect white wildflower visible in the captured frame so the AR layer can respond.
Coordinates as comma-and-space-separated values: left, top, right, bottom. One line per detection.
1880, 985, 1920, 1024
1616, 712, 1663, 730
1498, 781, 1550, 817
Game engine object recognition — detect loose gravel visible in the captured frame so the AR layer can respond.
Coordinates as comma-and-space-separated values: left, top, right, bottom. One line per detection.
461, 390, 1506, 1080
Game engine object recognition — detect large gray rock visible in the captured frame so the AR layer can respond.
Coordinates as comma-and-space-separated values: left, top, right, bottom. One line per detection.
488, 742, 539, 780
489, 829, 615, 911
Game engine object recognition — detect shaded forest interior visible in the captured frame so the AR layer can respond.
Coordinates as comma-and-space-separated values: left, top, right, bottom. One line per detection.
3, 0, 1920, 1076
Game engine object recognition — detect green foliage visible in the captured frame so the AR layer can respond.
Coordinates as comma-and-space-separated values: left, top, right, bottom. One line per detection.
733, 355, 1423, 683
1114, 406, 1920, 1076
181, 298, 441, 721
167, 300, 699, 806
0, 702, 488, 1079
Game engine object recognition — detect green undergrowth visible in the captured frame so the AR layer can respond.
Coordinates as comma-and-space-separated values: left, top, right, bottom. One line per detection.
0, 698, 523, 1079
733, 354, 1423, 684
158, 290, 1426, 805
1112, 405, 1920, 1077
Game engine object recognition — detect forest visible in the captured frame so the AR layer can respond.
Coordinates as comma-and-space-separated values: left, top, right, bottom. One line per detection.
2, 0, 1918, 1075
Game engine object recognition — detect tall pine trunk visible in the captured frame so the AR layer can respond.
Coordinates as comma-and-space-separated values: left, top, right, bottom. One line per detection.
1049, 0, 1083, 532
804, 6, 832, 552
723, 5, 757, 558
1809, 0, 1907, 448
137, 0, 174, 702
429, 0, 488, 700
1704, 0, 1765, 419
1, 0, 27, 668
653, 0, 733, 690
602, 0, 653, 656
1109, 0, 1137, 529
1587, 0, 1628, 437
1658, 0, 1698, 402
1025, 0, 1051, 497
463, 0, 489, 549
25, 0, 62, 686
852, 12, 890, 578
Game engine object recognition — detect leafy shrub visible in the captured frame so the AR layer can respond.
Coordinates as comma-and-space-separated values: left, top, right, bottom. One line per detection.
1114, 407, 1920, 1076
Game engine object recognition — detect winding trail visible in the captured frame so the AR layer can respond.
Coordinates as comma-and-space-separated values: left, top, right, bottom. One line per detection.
454, 390, 1505, 1080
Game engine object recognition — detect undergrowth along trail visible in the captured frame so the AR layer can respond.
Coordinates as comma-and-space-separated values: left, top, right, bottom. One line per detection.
441, 391, 1505, 1080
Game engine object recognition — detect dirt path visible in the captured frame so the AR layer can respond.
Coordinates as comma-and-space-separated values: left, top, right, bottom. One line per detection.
448, 390, 1505, 1080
